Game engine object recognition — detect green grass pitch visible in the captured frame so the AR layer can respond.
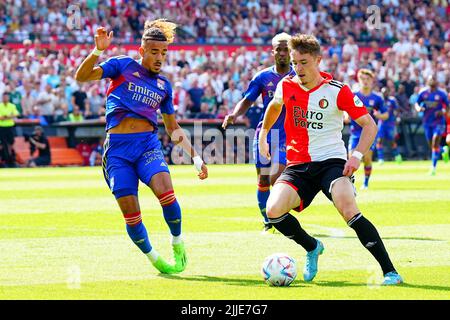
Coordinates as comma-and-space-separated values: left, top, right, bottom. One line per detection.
0, 161, 449, 299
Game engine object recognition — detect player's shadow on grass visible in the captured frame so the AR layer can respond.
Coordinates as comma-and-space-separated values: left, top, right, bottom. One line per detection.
161, 275, 450, 292
159, 274, 306, 287
314, 281, 450, 292
313, 233, 444, 241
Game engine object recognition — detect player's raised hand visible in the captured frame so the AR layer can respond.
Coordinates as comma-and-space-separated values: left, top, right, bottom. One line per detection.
94, 27, 113, 51
198, 163, 208, 180
222, 114, 235, 129
343, 157, 360, 177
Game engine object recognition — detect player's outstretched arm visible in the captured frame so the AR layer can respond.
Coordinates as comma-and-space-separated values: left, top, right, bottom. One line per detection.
221, 98, 254, 129
343, 114, 377, 176
75, 27, 113, 82
162, 113, 208, 180
258, 99, 282, 160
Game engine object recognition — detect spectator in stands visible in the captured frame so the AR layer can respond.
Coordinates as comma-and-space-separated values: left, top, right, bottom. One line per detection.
195, 102, 216, 120
187, 79, 204, 116
28, 106, 49, 126
9, 82, 23, 117
200, 85, 218, 114
76, 139, 92, 166
26, 126, 51, 167
52, 88, 69, 122
222, 80, 242, 108
36, 84, 55, 125
396, 84, 412, 117
328, 37, 342, 62
71, 83, 91, 118
173, 81, 187, 118
68, 105, 84, 122
0, 92, 19, 167
87, 84, 105, 119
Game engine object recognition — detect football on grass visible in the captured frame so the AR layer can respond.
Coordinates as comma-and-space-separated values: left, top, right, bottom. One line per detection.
261, 253, 297, 286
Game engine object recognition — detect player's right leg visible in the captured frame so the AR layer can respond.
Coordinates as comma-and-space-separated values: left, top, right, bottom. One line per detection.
375, 128, 385, 164
102, 134, 176, 274
266, 167, 323, 282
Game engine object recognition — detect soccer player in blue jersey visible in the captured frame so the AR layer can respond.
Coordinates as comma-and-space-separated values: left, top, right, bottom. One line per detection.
415, 75, 449, 175
377, 86, 403, 164
347, 69, 388, 189
75, 20, 208, 274
222, 33, 295, 233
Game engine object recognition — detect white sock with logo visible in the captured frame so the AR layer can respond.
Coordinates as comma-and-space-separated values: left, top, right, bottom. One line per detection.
146, 249, 159, 263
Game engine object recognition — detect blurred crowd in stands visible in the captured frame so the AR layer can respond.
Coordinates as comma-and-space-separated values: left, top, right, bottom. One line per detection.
0, 0, 449, 166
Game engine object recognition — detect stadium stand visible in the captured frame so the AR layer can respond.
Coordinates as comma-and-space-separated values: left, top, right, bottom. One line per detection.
0, 1, 449, 166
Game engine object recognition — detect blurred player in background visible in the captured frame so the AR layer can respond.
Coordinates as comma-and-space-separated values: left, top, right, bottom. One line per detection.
75, 20, 208, 274
377, 86, 403, 164
259, 33, 403, 286
347, 69, 388, 189
415, 75, 449, 175
222, 33, 295, 234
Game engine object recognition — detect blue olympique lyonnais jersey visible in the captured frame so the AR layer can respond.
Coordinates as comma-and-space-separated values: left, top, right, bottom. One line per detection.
244, 65, 295, 142
350, 91, 386, 136
99, 55, 174, 131
416, 88, 449, 127
379, 96, 399, 127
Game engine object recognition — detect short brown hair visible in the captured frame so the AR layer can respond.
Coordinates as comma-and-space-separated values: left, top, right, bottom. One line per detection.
289, 34, 321, 56
357, 68, 375, 79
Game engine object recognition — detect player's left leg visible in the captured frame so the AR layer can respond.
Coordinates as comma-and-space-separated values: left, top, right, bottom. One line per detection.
148, 172, 187, 273
136, 134, 186, 273
430, 133, 442, 175
329, 177, 403, 285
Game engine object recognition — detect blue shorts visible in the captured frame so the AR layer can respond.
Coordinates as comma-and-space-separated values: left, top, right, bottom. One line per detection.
252, 134, 286, 169
349, 134, 376, 152
424, 124, 445, 142
377, 124, 396, 141
102, 131, 170, 198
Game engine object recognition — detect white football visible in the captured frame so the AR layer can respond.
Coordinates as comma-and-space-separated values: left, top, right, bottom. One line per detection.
261, 253, 297, 286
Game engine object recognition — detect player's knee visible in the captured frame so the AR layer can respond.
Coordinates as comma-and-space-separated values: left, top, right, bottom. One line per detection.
158, 189, 177, 207
258, 174, 270, 186
266, 200, 284, 219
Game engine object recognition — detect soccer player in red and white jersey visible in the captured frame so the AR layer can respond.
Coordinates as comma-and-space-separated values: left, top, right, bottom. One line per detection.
259, 34, 403, 285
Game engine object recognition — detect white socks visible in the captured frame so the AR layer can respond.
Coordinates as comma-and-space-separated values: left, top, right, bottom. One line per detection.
171, 235, 183, 245
146, 249, 159, 263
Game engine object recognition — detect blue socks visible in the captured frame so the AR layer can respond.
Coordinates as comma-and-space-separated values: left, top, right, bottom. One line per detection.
124, 212, 152, 254
158, 190, 182, 236
257, 184, 270, 223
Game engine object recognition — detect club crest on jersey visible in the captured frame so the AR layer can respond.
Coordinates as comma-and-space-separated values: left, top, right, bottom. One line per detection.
354, 96, 363, 107
157, 79, 165, 90
318, 98, 329, 109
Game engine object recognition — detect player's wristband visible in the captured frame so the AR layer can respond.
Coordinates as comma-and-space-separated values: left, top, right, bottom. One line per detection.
352, 151, 363, 161
193, 156, 204, 171
92, 48, 104, 56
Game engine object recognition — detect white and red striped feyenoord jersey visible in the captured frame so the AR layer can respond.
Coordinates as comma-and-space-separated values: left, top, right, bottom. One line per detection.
272, 71, 368, 166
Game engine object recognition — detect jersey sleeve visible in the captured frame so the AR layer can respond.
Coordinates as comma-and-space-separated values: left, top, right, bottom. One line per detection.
99, 56, 123, 79
337, 85, 368, 120
272, 80, 284, 106
243, 74, 263, 102
160, 81, 174, 115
